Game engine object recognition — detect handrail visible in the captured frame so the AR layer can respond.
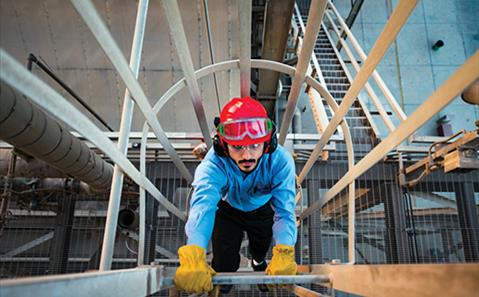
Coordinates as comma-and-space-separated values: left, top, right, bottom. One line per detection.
324, 10, 394, 134
320, 22, 382, 138
292, 3, 332, 135
278, 0, 328, 145
294, 4, 328, 89
327, 0, 407, 122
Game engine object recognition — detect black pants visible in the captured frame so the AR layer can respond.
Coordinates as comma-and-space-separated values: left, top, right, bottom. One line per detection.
211, 199, 274, 272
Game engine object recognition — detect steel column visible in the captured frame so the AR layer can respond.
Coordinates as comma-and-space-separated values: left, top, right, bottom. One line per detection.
455, 182, 479, 261
278, 0, 327, 144
383, 186, 411, 263
307, 179, 323, 265
100, 0, 149, 272
238, 0, 252, 97
143, 194, 160, 265
48, 195, 76, 274
161, 0, 213, 149
257, 0, 295, 115
306, 179, 325, 292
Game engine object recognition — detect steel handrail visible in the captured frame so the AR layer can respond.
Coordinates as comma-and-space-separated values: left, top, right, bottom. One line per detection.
292, 3, 333, 135
327, 0, 407, 122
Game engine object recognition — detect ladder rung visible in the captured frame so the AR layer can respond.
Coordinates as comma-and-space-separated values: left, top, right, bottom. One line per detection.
162, 272, 329, 287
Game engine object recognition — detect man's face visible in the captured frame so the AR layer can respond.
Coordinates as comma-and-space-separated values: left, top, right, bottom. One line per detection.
227, 143, 265, 173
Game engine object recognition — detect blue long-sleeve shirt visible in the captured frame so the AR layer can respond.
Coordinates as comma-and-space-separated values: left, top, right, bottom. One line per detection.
185, 144, 297, 249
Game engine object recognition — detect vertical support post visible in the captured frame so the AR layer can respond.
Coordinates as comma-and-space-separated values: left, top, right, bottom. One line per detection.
0, 150, 16, 236
306, 179, 325, 293
257, 0, 295, 115
99, 0, 149, 271
161, 0, 213, 148
440, 229, 452, 263
157, 178, 182, 251
143, 195, 160, 264
238, 0, 252, 97
383, 185, 410, 263
307, 179, 323, 264
48, 194, 76, 274
347, 182, 356, 263
278, 0, 327, 144
455, 182, 479, 261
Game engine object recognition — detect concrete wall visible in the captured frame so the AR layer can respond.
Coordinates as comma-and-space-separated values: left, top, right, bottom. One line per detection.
0, 0, 240, 133
334, 0, 479, 136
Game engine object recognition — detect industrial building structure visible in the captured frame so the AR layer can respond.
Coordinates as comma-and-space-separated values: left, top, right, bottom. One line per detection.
0, 0, 478, 296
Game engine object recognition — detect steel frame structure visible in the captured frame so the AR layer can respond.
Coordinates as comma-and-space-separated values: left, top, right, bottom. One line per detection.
1, 0, 478, 295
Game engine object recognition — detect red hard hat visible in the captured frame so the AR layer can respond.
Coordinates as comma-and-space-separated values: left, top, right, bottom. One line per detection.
218, 97, 272, 146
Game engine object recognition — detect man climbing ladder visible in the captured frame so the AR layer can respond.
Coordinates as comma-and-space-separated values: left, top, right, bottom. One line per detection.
174, 96, 298, 294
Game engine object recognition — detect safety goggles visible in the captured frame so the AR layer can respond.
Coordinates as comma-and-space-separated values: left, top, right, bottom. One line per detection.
217, 118, 273, 141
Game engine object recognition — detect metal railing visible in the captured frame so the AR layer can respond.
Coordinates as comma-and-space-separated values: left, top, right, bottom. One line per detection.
324, 0, 408, 133
291, 3, 339, 137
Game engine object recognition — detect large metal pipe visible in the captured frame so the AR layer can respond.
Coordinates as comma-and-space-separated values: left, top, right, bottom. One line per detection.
0, 149, 66, 178
0, 177, 92, 195
0, 82, 113, 190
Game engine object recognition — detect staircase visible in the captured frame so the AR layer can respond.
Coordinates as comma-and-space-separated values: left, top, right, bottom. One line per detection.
293, 9, 380, 152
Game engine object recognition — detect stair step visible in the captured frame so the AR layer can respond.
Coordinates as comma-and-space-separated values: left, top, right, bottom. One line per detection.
315, 49, 335, 54
318, 60, 341, 65
325, 88, 349, 95
322, 67, 346, 72
316, 41, 331, 46
343, 118, 369, 127
327, 86, 350, 92
323, 71, 347, 78
320, 69, 343, 74
317, 56, 338, 61
325, 78, 349, 84
315, 52, 337, 58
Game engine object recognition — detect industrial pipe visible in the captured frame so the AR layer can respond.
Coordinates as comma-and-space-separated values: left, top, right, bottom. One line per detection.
0, 177, 92, 194
118, 208, 139, 230
0, 149, 66, 178
0, 82, 113, 190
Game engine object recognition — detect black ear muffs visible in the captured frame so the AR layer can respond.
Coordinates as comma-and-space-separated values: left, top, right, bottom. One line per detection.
213, 116, 228, 157
213, 134, 228, 157
264, 126, 277, 154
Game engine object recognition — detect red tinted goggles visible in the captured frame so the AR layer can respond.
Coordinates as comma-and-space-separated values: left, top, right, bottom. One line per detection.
218, 118, 273, 141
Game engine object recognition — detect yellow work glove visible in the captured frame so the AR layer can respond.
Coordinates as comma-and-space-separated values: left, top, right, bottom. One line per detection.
266, 244, 298, 275
174, 244, 216, 293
